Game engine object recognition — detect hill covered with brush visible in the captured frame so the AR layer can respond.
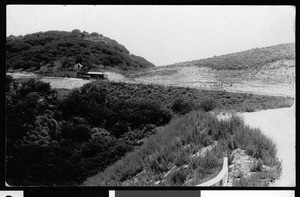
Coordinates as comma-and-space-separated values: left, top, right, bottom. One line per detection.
130, 43, 295, 97
6, 75, 289, 186
6, 29, 155, 74
168, 43, 295, 70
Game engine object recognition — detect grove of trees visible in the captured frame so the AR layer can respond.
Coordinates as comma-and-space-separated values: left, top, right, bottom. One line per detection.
6, 30, 155, 73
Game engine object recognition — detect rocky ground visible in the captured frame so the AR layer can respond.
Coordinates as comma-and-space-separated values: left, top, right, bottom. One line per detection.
227, 148, 279, 186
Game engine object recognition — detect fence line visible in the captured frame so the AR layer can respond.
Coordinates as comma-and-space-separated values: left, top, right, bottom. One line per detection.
196, 157, 228, 186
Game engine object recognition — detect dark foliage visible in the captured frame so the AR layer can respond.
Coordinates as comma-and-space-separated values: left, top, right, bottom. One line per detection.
84, 111, 280, 186
198, 99, 217, 112
6, 30, 154, 73
58, 83, 172, 137
6, 77, 289, 186
167, 168, 188, 185
5, 77, 171, 186
71, 80, 292, 114
61, 123, 91, 143
171, 98, 194, 115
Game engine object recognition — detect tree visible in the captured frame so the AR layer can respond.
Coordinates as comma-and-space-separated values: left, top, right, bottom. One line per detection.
70, 29, 81, 37
61, 123, 91, 143
198, 99, 217, 112
171, 98, 194, 115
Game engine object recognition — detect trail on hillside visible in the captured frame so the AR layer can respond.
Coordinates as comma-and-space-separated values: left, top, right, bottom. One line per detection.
7, 70, 295, 98
239, 105, 295, 186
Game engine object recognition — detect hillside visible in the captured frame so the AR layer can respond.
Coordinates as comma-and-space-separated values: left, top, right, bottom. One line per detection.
6, 75, 291, 186
6, 38, 294, 186
6, 29, 155, 76
167, 43, 295, 70
83, 111, 282, 186
129, 43, 295, 97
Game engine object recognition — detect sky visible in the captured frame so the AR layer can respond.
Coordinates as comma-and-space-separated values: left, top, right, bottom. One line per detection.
6, 5, 295, 66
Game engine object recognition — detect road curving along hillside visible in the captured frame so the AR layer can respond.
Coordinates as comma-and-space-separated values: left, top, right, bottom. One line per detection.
240, 103, 295, 186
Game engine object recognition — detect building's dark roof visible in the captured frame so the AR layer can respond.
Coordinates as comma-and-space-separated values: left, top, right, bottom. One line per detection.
87, 72, 106, 75
77, 71, 89, 74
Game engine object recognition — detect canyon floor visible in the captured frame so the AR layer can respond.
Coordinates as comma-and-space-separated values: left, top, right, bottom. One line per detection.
7, 67, 295, 186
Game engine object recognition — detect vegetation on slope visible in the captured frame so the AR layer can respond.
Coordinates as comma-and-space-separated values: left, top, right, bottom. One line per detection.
6, 29, 154, 74
74, 80, 293, 113
6, 76, 290, 186
5, 76, 169, 186
166, 43, 295, 70
83, 111, 281, 186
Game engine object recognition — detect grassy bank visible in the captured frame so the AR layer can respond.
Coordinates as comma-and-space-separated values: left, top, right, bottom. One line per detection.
83, 111, 281, 186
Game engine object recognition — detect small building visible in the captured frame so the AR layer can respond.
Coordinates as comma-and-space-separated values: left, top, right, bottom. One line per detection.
87, 71, 108, 79
77, 71, 108, 80
74, 63, 84, 70
77, 71, 90, 79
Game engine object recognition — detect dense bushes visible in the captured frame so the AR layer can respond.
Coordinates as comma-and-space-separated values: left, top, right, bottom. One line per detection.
167, 168, 188, 185
66, 81, 292, 115
199, 99, 217, 112
61, 123, 91, 143
171, 98, 194, 115
6, 30, 155, 73
58, 83, 172, 137
6, 137, 132, 186
6, 76, 287, 186
6, 77, 57, 144
5, 77, 172, 186
83, 111, 280, 186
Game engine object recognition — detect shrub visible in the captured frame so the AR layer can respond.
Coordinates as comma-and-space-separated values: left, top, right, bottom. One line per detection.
82, 110, 280, 186
118, 153, 144, 182
80, 137, 115, 158
233, 126, 277, 166
233, 171, 277, 187
61, 123, 91, 142
244, 106, 255, 112
23, 60, 40, 70
174, 151, 189, 167
200, 150, 220, 172
110, 122, 130, 138
198, 99, 217, 112
171, 98, 194, 115
167, 168, 188, 185
149, 157, 169, 174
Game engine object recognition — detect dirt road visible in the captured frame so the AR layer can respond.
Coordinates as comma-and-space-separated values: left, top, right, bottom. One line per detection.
239, 104, 295, 186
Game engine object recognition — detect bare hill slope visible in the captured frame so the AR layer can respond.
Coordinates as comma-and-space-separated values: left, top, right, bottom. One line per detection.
129, 43, 295, 97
